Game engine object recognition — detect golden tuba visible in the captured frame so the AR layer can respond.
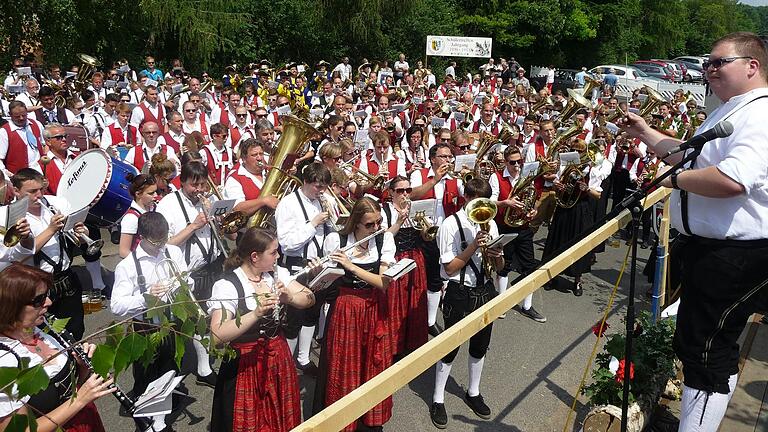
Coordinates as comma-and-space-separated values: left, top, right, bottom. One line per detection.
248, 116, 322, 229
638, 85, 666, 118
471, 132, 499, 181
503, 173, 539, 228
465, 198, 498, 279
557, 88, 593, 126
529, 95, 554, 114
74, 54, 100, 93
580, 75, 602, 99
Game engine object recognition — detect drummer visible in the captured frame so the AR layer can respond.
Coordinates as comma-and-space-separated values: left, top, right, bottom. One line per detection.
41, 124, 79, 195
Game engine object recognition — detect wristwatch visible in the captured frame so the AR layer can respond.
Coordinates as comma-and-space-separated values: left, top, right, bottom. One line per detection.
670, 171, 680, 189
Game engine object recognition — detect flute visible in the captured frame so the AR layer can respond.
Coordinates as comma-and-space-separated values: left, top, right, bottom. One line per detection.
291, 227, 387, 279
43, 315, 154, 432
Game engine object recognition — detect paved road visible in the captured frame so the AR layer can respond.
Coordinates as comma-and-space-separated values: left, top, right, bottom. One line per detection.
80, 229, 657, 431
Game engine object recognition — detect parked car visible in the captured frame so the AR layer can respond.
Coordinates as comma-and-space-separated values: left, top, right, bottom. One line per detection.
673, 56, 708, 69
674, 60, 705, 82
530, 68, 583, 93
588, 65, 665, 84
633, 60, 679, 82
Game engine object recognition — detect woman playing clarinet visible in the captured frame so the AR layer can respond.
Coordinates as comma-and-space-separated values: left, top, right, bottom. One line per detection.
208, 227, 315, 432
381, 176, 429, 355
0, 263, 113, 432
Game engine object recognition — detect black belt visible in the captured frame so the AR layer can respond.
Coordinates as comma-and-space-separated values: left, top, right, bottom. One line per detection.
686, 234, 768, 249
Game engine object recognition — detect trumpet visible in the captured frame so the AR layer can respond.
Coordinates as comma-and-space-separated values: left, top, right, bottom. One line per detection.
198, 192, 232, 256
204, 174, 248, 235
44, 202, 104, 255
341, 162, 386, 191
402, 198, 438, 241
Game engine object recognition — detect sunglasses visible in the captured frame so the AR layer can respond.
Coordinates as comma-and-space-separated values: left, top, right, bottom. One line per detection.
144, 131, 159, 135
236, 113, 248, 117
393, 187, 412, 194
29, 290, 49, 308
363, 218, 383, 229
702, 56, 752, 70
256, 114, 268, 118
145, 236, 168, 247
507, 159, 524, 166
458, 145, 471, 150
49, 134, 67, 140
184, 109, 196, 112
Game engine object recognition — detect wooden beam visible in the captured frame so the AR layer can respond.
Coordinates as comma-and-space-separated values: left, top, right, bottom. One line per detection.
658, 198, 671, 308
294, 187, 672, 432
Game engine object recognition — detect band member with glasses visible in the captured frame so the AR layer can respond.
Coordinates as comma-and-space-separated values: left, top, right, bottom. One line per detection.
148, 153, 178, 199
489, 146, 544, 322
201, 123, 234, 187
430, 178, 504, 429
111, 212, 192, 432
118, 174, 158, 258
13, 168, 90, 339
124, 122, 178, 173
315, 197, 397, 432
620, 32, 768, 432
381, 176, 429, 355
208, 227, 315, 432
275, 162, 333, 375
0, 263, 113, 432
228, 106, 255, 150
410, 143, 465, 336
181, 99, 210, 141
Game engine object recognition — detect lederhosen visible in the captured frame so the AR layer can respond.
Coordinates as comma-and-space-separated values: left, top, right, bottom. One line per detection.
382, 205, 428, 354
174, 191, 223, 301
130, 249, 179, 397
34, 197, 84, 340
442, 214, 495, 364
210, 272, 300, 432
278, 190, 329, 338
317, 233, 392, 431
672, 95, 768, 395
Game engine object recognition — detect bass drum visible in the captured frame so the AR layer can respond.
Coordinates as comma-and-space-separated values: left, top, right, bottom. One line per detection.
61, 124, 91, 151
56, 148, 138, 227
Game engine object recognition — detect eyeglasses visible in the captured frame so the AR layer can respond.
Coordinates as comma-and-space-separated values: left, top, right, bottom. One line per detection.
184, 109, 196, 112
507, 159, 524, 166
236, 113, 248, 117
393, 187, 412, 194
145, 236, 168, 247
49, 134, 67, 140
702, 56, 752, 70
143, 131, 159, 135
458, 145, 471, 150
363, 218, 383, 229
29, 290, 49, 308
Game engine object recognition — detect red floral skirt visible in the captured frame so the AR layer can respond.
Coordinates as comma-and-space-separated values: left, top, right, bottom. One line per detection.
387, 249, 428, 354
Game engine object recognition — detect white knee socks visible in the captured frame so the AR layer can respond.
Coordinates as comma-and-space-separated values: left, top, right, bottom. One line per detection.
192, 334, 213, 377
496, 275, 508, 295
286, 337, 298, 355
85, 260, 105, 291
467, 355, 485, 397
427, 291, 441, 327
296, 325, 315, 366
520, 293, 533, 310
678, 373, 737, 432
433, 360, 453, 404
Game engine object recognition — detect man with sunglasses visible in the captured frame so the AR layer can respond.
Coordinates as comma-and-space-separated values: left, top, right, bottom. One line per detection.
620, 32, 768, 432
489, 146, 544, 322
40, 124, 78, 195
228, 106, 255, 151
124, 121, 178, 173
201, 123, 234, 187
12, 168, 90, 339
181, 98, 210, 140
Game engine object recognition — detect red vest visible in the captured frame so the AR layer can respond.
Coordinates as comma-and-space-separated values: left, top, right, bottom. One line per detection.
2, 122, 44, 174
139, 103, 165, 128
418, 168, 463, 217
124, 208, 143, 252
108, 123, 138, 147
161, 132, 182, 153
494, 171, 514, 226
132, 144, 168, 172
42, 154, 77, 195
229, 169, 262, 200
362, 155, 399, 200
218, 106, 231, 126
471, 120, 499, 135
202, 146, 232, 186
614, 139, 642, 172
533, 137, 547, 193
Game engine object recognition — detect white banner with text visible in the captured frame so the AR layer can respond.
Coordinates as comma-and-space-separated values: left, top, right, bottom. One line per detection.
426, 36, 493, 58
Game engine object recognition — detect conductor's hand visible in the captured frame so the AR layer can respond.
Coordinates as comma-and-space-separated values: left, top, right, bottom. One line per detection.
617, 112, 650, 139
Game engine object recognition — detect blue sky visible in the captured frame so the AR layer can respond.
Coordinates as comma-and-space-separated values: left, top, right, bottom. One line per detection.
740, 0, 768, 5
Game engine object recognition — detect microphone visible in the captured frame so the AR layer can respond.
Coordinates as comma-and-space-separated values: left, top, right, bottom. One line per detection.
664, 121, 734, 157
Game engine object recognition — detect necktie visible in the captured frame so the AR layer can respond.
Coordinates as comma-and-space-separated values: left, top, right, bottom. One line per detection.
47, 110, 56, 123
25, 125, 37, 151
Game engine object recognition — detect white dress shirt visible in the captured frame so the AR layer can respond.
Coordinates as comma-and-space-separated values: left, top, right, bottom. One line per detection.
670, 87, 768, 239
0, 119, 45, 173
119, 200, 147, 235
437, 208, 499, 287
223, 164, 264, 205
322, 231, 396, 267
409, 168, 465, 224
275, 189, 328, 263
207, 266, 292, 316
27, 195, 71, 273
489, 167, 519, 201
358, 150, 406, 178
110, 243, 192, 318
156, 190, 221, 271
124, 143, 178, 167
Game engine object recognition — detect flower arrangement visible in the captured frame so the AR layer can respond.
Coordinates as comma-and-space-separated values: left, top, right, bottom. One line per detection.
583, 311, 676, 407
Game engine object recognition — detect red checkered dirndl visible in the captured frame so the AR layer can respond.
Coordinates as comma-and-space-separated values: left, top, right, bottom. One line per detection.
231, 336, 301, 432
64, 402, 106, 432
387, 249, 428, 354
325, 286, 393, 431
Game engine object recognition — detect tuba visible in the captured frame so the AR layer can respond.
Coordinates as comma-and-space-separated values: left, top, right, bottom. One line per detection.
557, 88, 593, 126
74, 54, 100, 93
472, 132, 499, 181
580, 75, 602, 99
248, 116, 322, 229
555, 162, 589, 209
638, 85, 666, 119
503, 173, 539, 228
465, 198, 498, 279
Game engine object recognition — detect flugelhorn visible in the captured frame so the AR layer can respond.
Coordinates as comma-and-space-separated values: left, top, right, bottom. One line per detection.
47, 202, 104, 255
465, 197, 498, 279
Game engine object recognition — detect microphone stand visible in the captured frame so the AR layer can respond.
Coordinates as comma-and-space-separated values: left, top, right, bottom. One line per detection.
536, 147, 701, 432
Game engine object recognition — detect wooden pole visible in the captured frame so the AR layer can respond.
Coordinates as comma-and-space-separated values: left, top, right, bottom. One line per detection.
294, 188, 672, 432
658, 197, 671, 308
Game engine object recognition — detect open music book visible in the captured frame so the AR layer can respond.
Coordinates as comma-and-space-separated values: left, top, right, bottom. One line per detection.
485, 233, 518, 250
383, 258, 416, 281
308, 266, 345, 292
133, 370, 185, 417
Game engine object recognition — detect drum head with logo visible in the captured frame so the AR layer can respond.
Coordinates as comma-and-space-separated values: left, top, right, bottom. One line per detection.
57, 149, 112, 213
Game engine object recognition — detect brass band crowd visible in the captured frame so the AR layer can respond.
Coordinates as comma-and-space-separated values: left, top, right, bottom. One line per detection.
0, 53, 706, 432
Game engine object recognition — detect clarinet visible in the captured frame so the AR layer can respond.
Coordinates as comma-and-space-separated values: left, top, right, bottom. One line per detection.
43, 315, 154, 432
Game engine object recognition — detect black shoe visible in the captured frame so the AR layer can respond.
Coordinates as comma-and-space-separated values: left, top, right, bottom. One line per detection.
640, 241, 650, 249
428, 325, 442, 337
430, 402, 448, 429
464, 392, 491, 419
573, 282, 583, 297
519, 306, 547, 323
296, 360, 319, 377
543, 281, 555, 291
195, 371, 218, 388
